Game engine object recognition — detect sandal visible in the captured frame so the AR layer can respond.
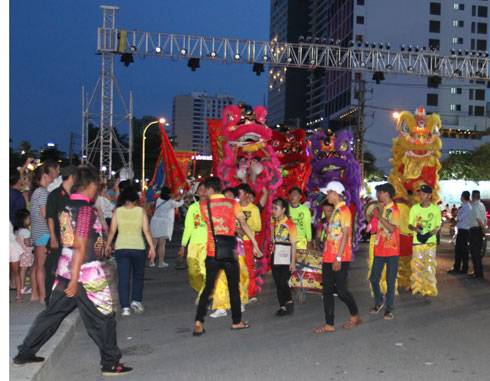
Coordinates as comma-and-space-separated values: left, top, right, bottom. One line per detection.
313, 324, 335, 333
343, 315, 362, 329
193, 322, 205, 336
231, 321, 250, 330
369, 304, 384, 314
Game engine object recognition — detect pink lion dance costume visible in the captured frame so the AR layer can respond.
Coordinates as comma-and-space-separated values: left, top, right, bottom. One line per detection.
217, 103, 282, 294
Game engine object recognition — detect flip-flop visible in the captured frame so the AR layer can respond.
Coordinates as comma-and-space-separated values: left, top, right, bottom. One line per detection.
192, 328, 205, 336
231, 321, 250, 330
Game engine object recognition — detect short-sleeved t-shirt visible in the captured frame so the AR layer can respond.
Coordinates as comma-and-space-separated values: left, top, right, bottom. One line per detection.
30, 187, 49, 245
46, 185, 71, 240
323, 201, 352, 263
59, 194, 106, 264
272, 217, 297, 245
409, 203, 442, 245
200, 194, 244, 257
240, 202, 261, 241
288, 204, 312, 241
374, 202, 400, 257
181, 202, 208, 246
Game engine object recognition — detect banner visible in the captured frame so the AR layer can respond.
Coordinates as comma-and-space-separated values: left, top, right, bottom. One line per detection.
160, 124, 190, 197
206, 119, 226, 176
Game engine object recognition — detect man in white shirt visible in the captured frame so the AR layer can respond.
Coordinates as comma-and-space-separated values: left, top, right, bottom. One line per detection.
468, 190, 487, 279
448, 191, 471, 275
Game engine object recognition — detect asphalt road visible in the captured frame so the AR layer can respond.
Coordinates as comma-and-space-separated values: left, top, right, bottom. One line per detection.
46, 229, 490, 381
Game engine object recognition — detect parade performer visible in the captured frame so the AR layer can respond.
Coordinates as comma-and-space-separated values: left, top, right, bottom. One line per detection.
14, 167, 132, 376
271, 127, 311, 199
388, 107, 442, 289
306, 130, 364, 252
408, 185, 442, 302
177, 183, 208, 301
287, 186, 312, 250
216, 102, 282, 292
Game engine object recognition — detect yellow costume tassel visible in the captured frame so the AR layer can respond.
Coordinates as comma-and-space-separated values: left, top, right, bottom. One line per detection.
186, 243, 207, 295
212, 256, 250, 310
296, 237, 308, 251
397, 256, 412, 291
410, 243, 437, 297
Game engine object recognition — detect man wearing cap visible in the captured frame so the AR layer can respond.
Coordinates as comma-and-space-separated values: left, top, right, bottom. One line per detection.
45, 165, 77, 305
408, 184, 442, 302
314, 181, 361, 333
369, 183, 400, 320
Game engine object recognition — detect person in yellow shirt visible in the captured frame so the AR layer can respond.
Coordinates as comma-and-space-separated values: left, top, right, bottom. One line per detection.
288, 187, 312, 250
177, 183, 208, 302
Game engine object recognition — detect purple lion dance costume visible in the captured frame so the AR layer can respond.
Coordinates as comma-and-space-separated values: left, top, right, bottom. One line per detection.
306, 129, 364, 252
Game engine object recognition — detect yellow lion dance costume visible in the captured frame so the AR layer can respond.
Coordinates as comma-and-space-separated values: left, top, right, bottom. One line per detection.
388, 107, 442, 292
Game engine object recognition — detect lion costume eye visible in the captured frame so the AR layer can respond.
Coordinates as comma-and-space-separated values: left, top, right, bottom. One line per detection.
339, 141, 348, 152
400, 121, 409, 135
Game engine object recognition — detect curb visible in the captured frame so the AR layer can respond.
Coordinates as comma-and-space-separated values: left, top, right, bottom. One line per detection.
10, 311, 81, 381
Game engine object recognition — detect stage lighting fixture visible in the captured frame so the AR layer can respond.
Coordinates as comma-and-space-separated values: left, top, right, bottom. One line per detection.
306, 36, 312, 43
407, 45, 413, 52
465, 50, 469, 56
252, 63, 265, 76
386, 64, 393, 70
130, 45, 137, 52
407, 66, 413, 71
400, 44, 405, 51
187, 58, 200, 71
386, 43, 390, 50
371, 42, 376, 48
415, 46, 419, 52
155, 47, 162, 53
180, 48, 187, 55
234, 53, 241, 60
310, 59, 316, 65
263, 55, 269, 61
321, 37, 327, 44
349, 40, 354, 47
314, 37, 320, 44
364, 42, 370, 48
120, 53, 134, 67
286, 56, 293, 63
360, 62, 366, 68
454, 69, 462, 76
450, 49, 456, 55
210, 51, 217, 58
298, 35, 305, 43
328, 38, 335, 45
427, 75, 442, 88
378, 43, 384, 49
372, 71, 385, 84
457, 49, 463, 56
357, 41, 362, 47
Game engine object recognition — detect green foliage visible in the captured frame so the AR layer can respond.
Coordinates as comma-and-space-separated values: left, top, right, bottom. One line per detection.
440, 143, 490, 181
363, 150, 385, 181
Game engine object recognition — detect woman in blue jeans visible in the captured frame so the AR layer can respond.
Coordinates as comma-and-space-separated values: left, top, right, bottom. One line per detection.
106, 185, 156, 316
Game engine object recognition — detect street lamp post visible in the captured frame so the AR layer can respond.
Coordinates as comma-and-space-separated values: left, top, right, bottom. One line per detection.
142, 118, 166, 190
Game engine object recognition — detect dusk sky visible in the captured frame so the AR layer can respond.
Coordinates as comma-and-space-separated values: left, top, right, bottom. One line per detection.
9, 1, 270, 154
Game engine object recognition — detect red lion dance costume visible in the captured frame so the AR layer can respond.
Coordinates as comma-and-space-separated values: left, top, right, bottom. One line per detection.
217, 103, 282, 294
388, 107, 442, 291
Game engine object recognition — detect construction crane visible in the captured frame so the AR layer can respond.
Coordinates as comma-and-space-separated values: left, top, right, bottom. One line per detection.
87, 5, 490, 177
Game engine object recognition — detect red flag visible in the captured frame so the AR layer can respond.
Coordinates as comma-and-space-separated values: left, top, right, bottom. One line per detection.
206, 119, 226, 176
159, 123, 189, 197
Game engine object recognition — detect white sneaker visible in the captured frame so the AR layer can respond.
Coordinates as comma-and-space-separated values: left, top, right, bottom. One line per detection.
130, 301, 144, 314
241, 304, 246, 312
121, 307, 131, 316
210, 308, 227, 318
247, 297, 258, 304
158, 262, 169, 268
149, 262, 155, 268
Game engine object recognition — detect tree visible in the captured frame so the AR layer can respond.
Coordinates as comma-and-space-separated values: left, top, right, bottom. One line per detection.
440, 143, 490, 181
363, 150, 385, 181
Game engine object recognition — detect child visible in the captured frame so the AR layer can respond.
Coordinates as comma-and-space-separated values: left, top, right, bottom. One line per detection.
15, 209, 34, 296
10, 222, 23, 302
271, 197, 297, 316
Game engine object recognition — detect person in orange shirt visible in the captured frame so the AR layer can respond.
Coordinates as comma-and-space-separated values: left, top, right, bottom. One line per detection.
369, 183, 400, 320
314, 181, 361, 333
193, 177, 262, 336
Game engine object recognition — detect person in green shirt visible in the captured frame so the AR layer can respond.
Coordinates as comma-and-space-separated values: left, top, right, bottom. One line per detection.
408, 184, 441, 302
288, 187, 312, 250
177, 183, 208, 301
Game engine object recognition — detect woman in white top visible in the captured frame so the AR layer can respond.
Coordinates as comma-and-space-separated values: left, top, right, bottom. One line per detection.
149, 186, 184, 267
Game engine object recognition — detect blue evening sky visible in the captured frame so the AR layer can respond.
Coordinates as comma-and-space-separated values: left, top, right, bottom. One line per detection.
9, 1, 270, 153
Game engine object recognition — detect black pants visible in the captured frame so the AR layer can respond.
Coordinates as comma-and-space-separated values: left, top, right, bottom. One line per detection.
44, 245, 62, 305
469, 227, 484, 277
453, 229, 469, 272
272, 265, 292, 307
17, 277, 122, 367
195, 257, 241, 324
322, 262, 358, 326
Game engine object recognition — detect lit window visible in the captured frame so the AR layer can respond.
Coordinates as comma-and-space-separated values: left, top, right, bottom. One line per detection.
450, 104, 456, 111
450, 87, 456, 94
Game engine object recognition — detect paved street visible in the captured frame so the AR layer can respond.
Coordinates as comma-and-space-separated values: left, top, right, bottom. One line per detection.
41, 229, 490, 381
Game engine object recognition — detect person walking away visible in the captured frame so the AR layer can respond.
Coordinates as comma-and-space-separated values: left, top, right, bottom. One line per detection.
408, 185, 442, 302
106, 185, 156, 316
29, 160, 60, 303
236, 183, 262, 302
14, 166, 132, 376
149, 186, 184, 268
193, 177, 262, 335
468, 190, 487, 279
15, 209, 34, 296
288, 187, 312, 250
448, 191, 471, 275
271, 197, 297, 316
45, 165, 76, 305
314, 181, 361, 333
369, 183, 400, 320
177, 182, 208, 303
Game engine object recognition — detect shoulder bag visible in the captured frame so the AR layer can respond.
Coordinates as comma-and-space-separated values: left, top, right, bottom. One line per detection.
207, 201, 237, 262
272, 222, 292, 265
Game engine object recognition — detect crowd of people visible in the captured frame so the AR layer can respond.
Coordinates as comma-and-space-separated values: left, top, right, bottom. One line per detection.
9, 158, 488, 376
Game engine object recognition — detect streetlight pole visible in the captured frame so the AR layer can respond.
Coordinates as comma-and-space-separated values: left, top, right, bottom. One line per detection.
142, 118, 166, 190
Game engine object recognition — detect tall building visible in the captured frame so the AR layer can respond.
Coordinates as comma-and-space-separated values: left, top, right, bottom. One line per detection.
269, 0, 490, 172
268, 0, 310, 126
172, 92, 235, 154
